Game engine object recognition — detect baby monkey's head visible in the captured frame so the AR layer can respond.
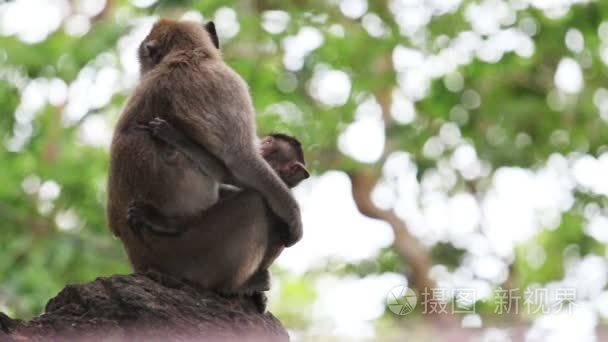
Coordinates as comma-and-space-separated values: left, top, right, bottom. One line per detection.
260, 133, 309, 188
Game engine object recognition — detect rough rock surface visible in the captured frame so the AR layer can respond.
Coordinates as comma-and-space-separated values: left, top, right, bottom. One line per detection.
0, 272, 288, 341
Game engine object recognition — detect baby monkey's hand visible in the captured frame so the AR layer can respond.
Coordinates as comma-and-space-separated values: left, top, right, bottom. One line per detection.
147, 117, 185, 147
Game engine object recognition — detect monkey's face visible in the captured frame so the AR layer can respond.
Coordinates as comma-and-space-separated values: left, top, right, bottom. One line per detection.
260, 136, 310, 188
260, 136, 289, 165
138, 19, 221, 75
281, 163, 310, 188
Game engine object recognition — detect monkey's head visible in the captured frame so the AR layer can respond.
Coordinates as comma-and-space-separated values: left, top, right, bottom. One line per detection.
138, 18, 221, 75
260, 133, 310, 188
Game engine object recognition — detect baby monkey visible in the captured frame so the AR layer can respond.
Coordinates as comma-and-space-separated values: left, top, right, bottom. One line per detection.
128, 117, 309, 311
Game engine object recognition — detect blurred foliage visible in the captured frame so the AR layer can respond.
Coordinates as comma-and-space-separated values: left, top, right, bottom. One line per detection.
0, 0, 607, 337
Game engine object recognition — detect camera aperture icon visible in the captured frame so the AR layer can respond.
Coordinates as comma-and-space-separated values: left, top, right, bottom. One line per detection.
386, 285, 417, 315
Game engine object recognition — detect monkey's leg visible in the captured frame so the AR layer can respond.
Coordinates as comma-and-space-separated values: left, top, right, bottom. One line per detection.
143, 189, 272, 292
239, 221, 286, 313
239, 235, 285, 294
135, 205, 280, 295
240, 226, 285, 314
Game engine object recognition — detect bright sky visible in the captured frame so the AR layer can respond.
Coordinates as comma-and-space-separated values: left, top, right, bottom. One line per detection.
1, 0, 608, 339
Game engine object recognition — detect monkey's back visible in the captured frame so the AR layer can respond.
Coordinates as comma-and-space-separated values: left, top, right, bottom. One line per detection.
107, 74, 221, 268
163, 56, 259, 155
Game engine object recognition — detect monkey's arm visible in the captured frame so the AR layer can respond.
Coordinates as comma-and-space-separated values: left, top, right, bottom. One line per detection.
169, 110, 302, 247
147, 118, 229, 182
226, 151, 302, 247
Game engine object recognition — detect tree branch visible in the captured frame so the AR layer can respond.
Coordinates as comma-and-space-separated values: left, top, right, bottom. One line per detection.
349, 170, 435, 293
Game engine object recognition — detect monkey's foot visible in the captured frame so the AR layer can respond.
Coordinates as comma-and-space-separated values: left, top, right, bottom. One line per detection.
214, 289, 267, 313
127, 204, 182, 237
242, 270, 271, 293
251, 292, 268, 313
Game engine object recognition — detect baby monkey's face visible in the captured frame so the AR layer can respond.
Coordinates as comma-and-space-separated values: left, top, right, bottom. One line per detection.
260, 136, 295, 165
259, 136, 309, 188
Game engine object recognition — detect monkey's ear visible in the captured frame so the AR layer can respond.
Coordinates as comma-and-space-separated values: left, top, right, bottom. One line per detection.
204, 21, 220, 49
284, 161, 310, 187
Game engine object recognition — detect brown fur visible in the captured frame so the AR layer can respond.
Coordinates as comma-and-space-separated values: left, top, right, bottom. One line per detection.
107, 19, 303, 292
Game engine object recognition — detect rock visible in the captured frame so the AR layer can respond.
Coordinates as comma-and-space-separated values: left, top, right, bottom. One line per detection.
0, 272, 289, 341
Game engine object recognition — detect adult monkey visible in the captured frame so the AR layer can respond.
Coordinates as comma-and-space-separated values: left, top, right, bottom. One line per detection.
128, 118, 310, 311
107, 19, 302, 294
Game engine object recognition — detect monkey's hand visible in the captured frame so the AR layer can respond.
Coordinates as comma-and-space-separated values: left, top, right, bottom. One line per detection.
147, 117, 185, 147
278, 204, 303, 247
127, 202, 182, 237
